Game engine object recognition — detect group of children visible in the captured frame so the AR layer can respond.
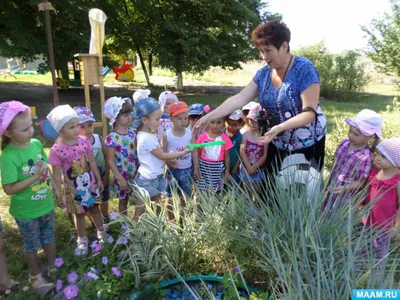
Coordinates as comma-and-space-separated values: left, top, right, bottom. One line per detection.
0, 92, 399, 295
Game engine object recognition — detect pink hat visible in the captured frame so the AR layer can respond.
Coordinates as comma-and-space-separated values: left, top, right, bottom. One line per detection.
376, 138, 400, 167
0, 101, 30, 136
246, 104, 263, 120
345, 109, 383, 138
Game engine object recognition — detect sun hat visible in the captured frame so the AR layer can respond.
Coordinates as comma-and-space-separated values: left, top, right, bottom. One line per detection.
188, 103, 204, 116
104, 97, 132, 126
169, 101, 189, 117
0, 101, 30, 136
376, 138, 400, 167
46, 104, 79, 133
227, 110, 243, 121
242, 101, 259, 111
158, 91, 179, 111
246, 104, 263, 120
132, 97, 161, 129
345, 109, 383, 138
73, 106, 96, 124
133, 89, 151, 103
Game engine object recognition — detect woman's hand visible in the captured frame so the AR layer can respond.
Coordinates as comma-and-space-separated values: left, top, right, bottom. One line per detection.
193, 114, 211, 136
258, 125, 282, 145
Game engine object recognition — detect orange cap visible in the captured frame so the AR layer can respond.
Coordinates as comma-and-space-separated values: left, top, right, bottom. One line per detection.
169, 101, 189, 117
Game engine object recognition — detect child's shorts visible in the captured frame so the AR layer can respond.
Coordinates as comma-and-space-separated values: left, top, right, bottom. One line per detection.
135, 173, 167, 198
166, 166, 193, 197
14, 210, 55, 253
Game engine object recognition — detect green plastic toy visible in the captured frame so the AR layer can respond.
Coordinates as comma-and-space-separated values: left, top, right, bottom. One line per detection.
187, 140, 226, 149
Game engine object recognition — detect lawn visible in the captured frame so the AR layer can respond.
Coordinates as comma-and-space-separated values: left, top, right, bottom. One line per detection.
0, 77, 399, 299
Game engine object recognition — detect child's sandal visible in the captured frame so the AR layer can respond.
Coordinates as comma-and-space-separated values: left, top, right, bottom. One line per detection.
0, 282, 20, 296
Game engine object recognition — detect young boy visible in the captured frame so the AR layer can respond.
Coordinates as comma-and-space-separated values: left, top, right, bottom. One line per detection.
162, 101, 193, 199
225, 110, 244, 182
73, 106, 110, 222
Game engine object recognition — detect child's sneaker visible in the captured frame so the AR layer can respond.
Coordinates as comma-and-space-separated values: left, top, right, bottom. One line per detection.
29, 274, 54, 296
75, 236, 89, 256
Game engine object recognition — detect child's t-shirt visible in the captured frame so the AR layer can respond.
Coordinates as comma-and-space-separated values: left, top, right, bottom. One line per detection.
49, 136, 99, 209
0, 139, 54, 220
137, 131, 165, 179
329, 138, 373, 187
92, 134, 106, 176
165, 128, 192, 169
226, 131, 242, 170
196, 132, 233, 162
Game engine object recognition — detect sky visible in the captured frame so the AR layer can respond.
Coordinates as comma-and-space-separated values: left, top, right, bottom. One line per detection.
268, 0, 392, 53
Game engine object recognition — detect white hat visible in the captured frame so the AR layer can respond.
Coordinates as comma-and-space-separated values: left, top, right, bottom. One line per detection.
46, 105, 79, 132
227, 110, 243, 121
159, 91, 179, 112
133, 89, 151, 103
345, 109, 383, 138
242, 101, 259, 111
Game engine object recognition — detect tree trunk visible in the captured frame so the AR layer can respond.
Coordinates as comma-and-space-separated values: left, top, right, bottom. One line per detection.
135, 45, 152, 86
148, 52, 153, 76
176, 71, 183, 90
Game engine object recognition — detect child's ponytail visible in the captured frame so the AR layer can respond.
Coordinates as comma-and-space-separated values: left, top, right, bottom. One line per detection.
369, 134, 381, 153
1, 136, 10, 151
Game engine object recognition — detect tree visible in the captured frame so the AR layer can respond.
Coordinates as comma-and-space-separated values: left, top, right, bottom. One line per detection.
362, 0, 400, 78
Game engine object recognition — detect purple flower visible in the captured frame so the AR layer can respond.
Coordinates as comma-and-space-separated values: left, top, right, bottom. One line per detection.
54, 258, 64, 268
233, 266, 240, 273
86, 272, 99, 280
106, 235, 114, 244
91, 240, 99, 249
117, 236, 128, 245
111, 267, 122, 277
74, 248, 82, 256
124, 231, 131, 238
109, 211, 118, 220
56, 280, 63, 293
121, 222, 128, 232
102, 256, 109, 265
63, 285, 79, 299
67, 272, 79, 284
94, 243, 102, 254
83, 273, 91, 282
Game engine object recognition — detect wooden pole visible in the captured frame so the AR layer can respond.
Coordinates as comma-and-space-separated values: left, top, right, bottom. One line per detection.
42, 0, 59, 106
97, 23, 107, 138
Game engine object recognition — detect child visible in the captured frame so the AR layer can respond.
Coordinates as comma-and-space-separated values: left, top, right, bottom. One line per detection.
225, 110, 244, 183
162, 101, 193, 198
157, 91, 179, 141
74, 106, 110, 222
362, 138, 400, 261
133, 97, 192, 205
240, 101, 258, 134
103, 97, 142, 218
48, 105, 105, 256
194, 116, 233, 192
325, 109, 383, 210
239, 105, 268, 192
0, 101, 58, 294
188, 103, 205, 130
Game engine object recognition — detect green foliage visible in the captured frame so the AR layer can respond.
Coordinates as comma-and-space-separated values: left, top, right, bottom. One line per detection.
362, 0, 400, 79
386, 96, 400, 112
295, 42, 370, 101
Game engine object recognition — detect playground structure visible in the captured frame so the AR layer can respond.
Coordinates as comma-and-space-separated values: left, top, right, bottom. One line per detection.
74, 8, 108, 137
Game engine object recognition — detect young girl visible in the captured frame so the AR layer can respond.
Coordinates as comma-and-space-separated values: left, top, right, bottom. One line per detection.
194, 117, 233, 192
362, 138, 400, 261
0, 101, 58, 294
48, 105, 105, 256
325, 109, 383, 210
157, 91, 179, 141
133, 97, 192, 204
225, 110, 244, 183
162, 101, 193, 198
239, 105, 268, 192
103, 97, 142, 218
74, 106, 110, 222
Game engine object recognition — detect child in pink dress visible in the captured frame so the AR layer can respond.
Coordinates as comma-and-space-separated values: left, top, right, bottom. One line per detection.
194, 117, 233, 192
362, 138, 400, 261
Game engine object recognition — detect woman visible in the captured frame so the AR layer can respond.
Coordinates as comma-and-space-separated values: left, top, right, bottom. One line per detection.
194, 19, 327, 172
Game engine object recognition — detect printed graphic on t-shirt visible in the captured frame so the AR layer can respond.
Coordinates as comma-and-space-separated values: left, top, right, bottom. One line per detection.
66, 156, 97, 208
22, 156, 51, 201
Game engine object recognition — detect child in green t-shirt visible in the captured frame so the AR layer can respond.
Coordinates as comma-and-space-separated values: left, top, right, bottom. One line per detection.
0, 101, 62, 296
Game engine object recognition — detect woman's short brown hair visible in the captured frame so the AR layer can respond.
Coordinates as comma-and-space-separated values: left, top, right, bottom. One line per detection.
251, 19, 291, 52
